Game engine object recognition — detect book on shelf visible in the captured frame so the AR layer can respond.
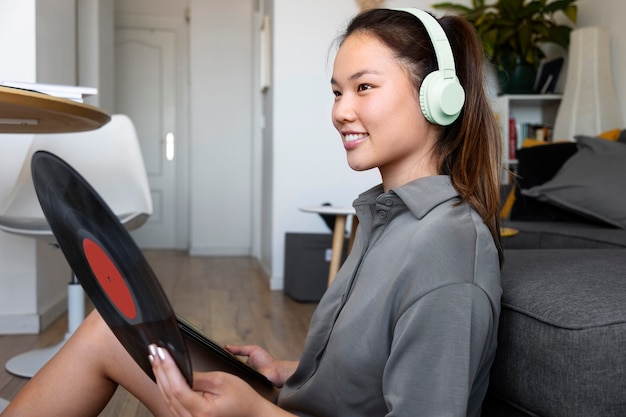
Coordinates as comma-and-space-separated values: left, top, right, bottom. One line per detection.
508, 117, 517, 160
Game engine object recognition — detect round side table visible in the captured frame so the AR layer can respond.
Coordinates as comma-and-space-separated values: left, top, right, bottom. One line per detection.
299, 206, 357, 286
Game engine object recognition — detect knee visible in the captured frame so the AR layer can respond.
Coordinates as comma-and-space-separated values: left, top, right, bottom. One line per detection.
71, 309, 117, 350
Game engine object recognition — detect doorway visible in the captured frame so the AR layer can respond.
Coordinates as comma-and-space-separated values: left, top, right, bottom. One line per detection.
114, 17, 190, 249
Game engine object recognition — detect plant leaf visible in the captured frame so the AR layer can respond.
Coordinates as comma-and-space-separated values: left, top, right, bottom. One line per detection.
429, 0, 578, 69
431, 2, 473, 14
547, 25, 573, 48
562, 4, 578, 23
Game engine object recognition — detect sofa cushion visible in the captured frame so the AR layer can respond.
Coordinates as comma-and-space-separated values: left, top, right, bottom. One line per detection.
500, 220, 626, 249
522, 136, 626, 228
485, 249, 626, 417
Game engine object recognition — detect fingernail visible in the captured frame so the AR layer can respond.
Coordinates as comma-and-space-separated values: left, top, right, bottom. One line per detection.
149, 344, 157, 357
148, 354, 154, 363
157, 347, 166, 361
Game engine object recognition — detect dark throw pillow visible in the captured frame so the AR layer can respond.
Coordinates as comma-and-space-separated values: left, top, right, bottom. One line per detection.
522, 136, 626, 228
509, 141, 584, 222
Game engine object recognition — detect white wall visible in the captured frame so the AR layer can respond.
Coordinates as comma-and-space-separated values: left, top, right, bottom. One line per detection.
35, 0, 76, 85
0, 0, 36, 82
188, 0, 255, 256
0, 0, 75, 333
78, 0, 115, 112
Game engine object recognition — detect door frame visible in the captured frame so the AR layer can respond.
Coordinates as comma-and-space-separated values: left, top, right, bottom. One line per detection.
115, 13, 190, 250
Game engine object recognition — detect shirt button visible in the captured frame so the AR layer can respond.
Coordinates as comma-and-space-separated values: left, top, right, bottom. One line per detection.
378, 210, 387, 219
384, 198, 393, 206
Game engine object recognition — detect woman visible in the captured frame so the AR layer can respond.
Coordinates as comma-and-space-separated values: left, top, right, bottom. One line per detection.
3, 8, 502, 417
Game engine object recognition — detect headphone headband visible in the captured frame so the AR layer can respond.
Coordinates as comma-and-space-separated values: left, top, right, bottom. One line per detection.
394, 8, 457, 80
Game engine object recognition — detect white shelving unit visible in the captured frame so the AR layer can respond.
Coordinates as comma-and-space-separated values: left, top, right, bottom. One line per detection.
494, 94, 562, 170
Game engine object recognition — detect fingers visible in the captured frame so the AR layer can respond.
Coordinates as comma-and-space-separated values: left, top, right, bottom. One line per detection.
224, 345, 286, 386
149, 344, 206, 417
150, 345, 284, 417
224, 344, 259, 357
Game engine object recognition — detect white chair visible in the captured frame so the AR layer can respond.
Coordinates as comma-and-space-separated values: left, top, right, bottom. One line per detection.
0, 114, 152, 378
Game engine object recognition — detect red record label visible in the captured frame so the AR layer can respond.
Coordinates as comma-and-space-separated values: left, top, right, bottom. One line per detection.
82, 238, 137, 320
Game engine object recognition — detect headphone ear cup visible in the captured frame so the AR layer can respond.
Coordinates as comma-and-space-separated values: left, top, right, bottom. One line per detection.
419, 70, 466, 126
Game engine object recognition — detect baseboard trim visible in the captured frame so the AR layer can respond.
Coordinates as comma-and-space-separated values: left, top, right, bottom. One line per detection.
188, 246, 250, 257
0, 295, 67, 335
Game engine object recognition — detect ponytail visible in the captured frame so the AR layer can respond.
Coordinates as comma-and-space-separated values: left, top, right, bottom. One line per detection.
437, 15, 504, 265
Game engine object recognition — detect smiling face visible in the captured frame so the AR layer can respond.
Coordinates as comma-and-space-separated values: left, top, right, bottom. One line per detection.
331, 32, 440, 190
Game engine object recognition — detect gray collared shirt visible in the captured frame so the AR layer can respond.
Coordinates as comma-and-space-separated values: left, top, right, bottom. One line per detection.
278, 176, 502, 417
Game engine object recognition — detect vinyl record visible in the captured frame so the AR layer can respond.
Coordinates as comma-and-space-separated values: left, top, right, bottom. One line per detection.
31, 150, 193, 386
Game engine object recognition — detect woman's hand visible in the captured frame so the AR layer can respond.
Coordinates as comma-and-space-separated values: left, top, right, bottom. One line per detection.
149, 344, 289, 417
225, 345, 298, 388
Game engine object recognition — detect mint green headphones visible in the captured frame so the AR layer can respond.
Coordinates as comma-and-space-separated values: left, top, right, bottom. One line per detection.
395, 8, 466, 126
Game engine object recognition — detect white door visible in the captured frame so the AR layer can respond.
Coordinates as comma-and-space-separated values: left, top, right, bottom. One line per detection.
114, 28, 181, 248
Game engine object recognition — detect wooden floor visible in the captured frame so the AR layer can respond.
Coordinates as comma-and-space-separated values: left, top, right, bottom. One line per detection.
0, 250, 317, 416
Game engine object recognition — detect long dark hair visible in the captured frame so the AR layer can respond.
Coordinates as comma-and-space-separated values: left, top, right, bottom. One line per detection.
339, 8, 504, 264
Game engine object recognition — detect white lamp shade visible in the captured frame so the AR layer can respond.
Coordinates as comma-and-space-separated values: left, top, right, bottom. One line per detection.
553, 26, 624, 141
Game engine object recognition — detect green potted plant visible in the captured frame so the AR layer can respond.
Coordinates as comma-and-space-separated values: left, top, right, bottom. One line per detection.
432, 0, 577, 94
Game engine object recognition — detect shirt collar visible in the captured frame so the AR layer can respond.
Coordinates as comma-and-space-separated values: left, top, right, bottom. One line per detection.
353, 175, 459, 220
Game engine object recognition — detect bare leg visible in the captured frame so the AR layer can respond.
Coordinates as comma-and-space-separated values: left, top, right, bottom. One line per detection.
2, 310, 172, 417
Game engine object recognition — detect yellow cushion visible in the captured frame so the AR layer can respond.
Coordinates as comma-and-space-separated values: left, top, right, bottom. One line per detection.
499, 185, 516, 219
521, 138, 548, 148
597, 129, 621, 141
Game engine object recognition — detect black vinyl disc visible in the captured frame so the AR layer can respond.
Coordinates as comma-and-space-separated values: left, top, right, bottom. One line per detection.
31, 150, 193, 386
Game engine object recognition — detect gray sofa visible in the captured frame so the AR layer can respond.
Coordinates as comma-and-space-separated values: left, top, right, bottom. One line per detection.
481, 226, 626, 416
481, 135, 626, 416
